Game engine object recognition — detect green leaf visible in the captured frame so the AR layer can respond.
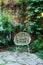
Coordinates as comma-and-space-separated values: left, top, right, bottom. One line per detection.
37, 28, 42, 30
35, 9, 39, 12
37, 16, 41, 19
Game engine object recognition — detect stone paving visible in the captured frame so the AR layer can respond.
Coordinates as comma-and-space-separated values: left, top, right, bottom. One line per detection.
0, 51, 43, 65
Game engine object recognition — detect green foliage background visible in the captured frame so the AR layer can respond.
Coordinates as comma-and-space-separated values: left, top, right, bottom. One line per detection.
0, 0, 43, 58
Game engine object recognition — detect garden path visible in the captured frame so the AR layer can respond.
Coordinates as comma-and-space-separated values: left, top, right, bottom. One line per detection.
0, 51, 43, 65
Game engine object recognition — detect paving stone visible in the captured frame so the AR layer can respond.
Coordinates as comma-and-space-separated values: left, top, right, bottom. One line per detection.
17, 52, 30, 58
0, 51, 43, 65
0, 53, 3, 58
37, 63, 43, 65
11, 51, 19, 58
29, 54, 38, 60
24, 58, 37, 65
6, 62, 21, 65
0, 51, 11, 58
35, 58, 43, 64
3, 55, 16, 62
0, 60, 5, 64
16, 58, 28, 65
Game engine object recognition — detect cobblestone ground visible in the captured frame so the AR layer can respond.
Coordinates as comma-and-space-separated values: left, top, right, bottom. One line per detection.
0, 51, 43, 65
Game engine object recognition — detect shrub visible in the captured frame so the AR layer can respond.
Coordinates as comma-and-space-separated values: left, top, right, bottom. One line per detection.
29, 39, 43, 52
0, 15, 12, 45
36, 50, 43, 59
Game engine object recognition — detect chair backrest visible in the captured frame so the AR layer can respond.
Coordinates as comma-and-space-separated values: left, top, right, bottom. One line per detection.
14, 32, 31, 46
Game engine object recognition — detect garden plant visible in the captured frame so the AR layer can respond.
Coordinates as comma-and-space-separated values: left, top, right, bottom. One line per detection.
0, 0, 43, 59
